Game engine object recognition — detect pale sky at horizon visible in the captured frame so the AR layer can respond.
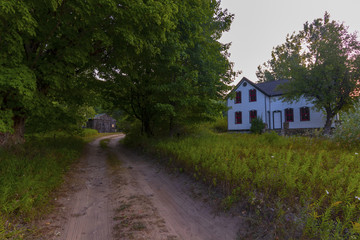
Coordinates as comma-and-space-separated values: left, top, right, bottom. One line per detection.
219, 0, 360, 85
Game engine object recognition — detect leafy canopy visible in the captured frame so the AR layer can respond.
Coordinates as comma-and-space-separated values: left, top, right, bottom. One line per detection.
0, 0, 177, 140
256, 12, 360, 133
0, 0, 236, 141
100, 0, 236, 136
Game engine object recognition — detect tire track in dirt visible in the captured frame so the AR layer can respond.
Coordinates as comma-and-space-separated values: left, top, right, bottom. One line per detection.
58, 137, 113, 240
33, 134, 243, 239
30, 135, 118, 240
55, 136, 115, 240
110, 135, 243, 240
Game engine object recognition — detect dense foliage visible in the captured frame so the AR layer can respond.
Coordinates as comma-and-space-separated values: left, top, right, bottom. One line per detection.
0, 0, 235, 144
333, 101, 360, 147
1, 0, 113, 143
130, 131, 360, 239
257, 12, 360, 134
101, 0, 236, 136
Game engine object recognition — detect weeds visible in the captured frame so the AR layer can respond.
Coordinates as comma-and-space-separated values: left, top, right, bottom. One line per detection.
131, 222, 147, 231
0, 134, 87, 238
100, 138, 110, 149
0, 215, 25, 240
135, 131, 360, 239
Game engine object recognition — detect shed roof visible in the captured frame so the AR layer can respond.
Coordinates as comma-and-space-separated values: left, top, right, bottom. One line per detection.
94, 113, 106, 119
92, 113, 116, 121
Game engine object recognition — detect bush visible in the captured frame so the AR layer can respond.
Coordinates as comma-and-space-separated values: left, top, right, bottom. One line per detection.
250, 117, 265, 134
210, 117, 228, 133
262, 131, 281, 144
81, 128, 98, 137
333, 103, 360, 147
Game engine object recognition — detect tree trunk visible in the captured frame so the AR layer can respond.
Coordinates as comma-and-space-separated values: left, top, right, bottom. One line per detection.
169, 116, 174, 137
0, 116, 26, 146
323, 114, 334, 136
140, 117, 153, 137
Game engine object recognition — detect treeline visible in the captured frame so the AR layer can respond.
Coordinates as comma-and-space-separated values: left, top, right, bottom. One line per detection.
0, 0, 236, 145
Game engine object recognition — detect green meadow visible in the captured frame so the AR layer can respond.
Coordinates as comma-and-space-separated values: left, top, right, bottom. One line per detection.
135, 130, 360, 239
0, 129, 99, 239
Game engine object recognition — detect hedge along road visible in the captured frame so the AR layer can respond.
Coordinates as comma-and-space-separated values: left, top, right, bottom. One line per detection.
34, 134, 243, 240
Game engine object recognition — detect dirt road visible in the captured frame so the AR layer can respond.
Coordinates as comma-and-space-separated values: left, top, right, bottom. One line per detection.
36, 134, 242, 240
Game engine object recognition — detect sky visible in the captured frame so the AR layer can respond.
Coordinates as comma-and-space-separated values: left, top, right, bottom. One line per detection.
219, 0, 360, 85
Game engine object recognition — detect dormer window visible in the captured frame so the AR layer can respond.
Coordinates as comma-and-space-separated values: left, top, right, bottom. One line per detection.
235, 91, 241, 104
249, 89, 256, 102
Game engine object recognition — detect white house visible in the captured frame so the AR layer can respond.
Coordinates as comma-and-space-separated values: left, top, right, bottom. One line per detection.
227, 77, 335, 131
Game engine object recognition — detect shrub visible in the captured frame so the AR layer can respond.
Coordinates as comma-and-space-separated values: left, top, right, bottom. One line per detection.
250, 117, 265, 134
262, 131, 282, 144
333, 103, 360, 147
82, 128, 98, 137
210, 117, 228, 133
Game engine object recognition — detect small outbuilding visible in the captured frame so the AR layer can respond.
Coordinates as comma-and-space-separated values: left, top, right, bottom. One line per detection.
87, 113, 117, 133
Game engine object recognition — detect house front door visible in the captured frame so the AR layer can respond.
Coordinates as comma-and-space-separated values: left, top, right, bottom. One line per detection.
273, 111, 282, 129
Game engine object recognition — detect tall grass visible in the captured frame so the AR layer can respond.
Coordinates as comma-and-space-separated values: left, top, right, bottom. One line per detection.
137, 131, 360, 239
0, 134, 90, 239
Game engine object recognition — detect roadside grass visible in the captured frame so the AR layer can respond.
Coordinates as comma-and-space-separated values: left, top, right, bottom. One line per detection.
84, 130, 118, 143
128, 130, 360, 239
0, 129, 100, 239
100, 138, 122, 169
100, 138, 111, 149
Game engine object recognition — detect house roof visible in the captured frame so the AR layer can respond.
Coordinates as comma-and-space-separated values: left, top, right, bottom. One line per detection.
229, 77, 289, 97
256, 79, 289, 96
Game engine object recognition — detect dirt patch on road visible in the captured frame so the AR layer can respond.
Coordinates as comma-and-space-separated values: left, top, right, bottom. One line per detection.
109, 136, 243, 240
29, 134, 243, 240
107, 139, 178, 240
29, 135, 118, 240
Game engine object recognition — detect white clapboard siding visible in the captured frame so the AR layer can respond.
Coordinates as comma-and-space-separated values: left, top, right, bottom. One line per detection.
227, 77, 333, 131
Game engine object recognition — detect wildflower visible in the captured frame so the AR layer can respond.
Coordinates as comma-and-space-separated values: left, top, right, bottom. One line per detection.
326, 190, 329, 195
355, 196, 360, 201
271, 156, 274, 158
355, 152, 359, 155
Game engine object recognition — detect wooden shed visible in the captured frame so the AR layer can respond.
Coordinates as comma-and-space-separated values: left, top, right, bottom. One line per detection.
86, 114, 117, 133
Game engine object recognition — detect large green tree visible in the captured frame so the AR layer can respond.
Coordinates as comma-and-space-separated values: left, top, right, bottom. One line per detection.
0, 0, 175, 144
101, 0, 236, 136
257, 12, 360, 134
